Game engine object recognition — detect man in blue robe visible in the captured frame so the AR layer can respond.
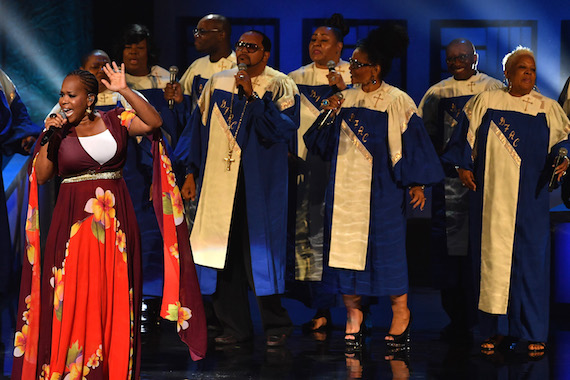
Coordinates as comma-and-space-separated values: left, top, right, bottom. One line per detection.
0, 68, 41, 295
175, 30, 299, 346
179, 14, 236, 112
418, 39, 502, 340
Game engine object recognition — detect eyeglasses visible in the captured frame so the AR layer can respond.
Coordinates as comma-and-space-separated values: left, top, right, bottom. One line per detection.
193, 28, 221, 36
349, 58, 373, 69
445, 54, 473, 64
235, 41, 262, 53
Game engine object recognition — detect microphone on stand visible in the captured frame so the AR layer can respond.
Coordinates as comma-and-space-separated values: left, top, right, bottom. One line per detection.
549, 147, 568, 191
41, 110, 67, 146
168, 66, 178, 110
312, 93, 344, 130
327, 60, 341, 93
237, 63, 247, 99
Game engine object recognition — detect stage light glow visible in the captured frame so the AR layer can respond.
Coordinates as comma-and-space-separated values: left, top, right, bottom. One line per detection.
0, 1, 66, 103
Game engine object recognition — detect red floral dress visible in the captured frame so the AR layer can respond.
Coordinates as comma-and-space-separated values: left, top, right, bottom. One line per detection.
12, 109, 206, 379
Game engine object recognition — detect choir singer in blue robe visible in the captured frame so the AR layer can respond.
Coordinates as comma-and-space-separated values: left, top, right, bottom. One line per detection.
304, 24, 444, 353
444, 46, 570, 355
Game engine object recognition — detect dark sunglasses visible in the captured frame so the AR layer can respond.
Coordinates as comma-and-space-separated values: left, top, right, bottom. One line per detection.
235, 41, 262, 53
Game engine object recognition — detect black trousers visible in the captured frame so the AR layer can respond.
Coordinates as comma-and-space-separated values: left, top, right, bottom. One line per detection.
212, 170, 293, 341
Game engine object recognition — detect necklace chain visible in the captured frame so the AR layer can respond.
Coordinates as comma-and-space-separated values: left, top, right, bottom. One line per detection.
224, 77, 259, 171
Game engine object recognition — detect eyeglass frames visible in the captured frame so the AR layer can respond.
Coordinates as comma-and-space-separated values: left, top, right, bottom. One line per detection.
349, 58, 374, 69
193, 28, 222, 36
445, 54, 474, 64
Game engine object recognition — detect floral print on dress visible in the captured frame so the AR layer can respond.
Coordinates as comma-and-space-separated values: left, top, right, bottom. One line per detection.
166, 301, 192, 332
64, 341, 89, 379
119, 110, 136, 129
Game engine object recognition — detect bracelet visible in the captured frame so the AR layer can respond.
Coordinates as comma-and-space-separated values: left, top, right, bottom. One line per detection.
409, 185, 425, 190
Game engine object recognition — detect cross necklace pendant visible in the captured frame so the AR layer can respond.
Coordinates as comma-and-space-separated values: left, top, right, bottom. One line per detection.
225, 89, 249, 171
224, 150, 235, 171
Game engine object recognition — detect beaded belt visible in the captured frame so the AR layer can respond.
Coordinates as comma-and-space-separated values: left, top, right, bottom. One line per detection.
61, 170, 122, 184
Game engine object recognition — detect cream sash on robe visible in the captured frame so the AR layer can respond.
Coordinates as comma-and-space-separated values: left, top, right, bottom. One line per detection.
190, 104, 241, 269
478, 120, 520, 314
298, 94, 321, 160
328, 120, 373, 271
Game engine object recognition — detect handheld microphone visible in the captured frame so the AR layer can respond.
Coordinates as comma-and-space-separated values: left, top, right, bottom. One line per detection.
41, 111, 67, 146
312, 93, 344, 130
327, 60, 340, 93
237, 63, 247, 99
168, 66, 179, 110
549, 147, 568, 191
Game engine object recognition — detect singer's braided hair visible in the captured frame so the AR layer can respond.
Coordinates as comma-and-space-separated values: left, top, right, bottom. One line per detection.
67, 69, 99, 116
356, 22, 409, 80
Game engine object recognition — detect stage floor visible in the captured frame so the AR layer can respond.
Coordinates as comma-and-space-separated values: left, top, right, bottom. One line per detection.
2, 288, 569, 379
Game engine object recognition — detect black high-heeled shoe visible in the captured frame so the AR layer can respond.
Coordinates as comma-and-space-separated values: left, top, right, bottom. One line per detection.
345, 325, 365, 353
385, 314, 412, 348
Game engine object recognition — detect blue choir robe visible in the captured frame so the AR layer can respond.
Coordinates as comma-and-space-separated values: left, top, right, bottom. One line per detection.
175, 66, 299, 296
0, 69, 41, 293
304, 82, 444, 296
418, 73, 502, 285
288, 60, 351, 283
443, 88, 570, 341
125, 65, 192, 296
179, 53, 237, 112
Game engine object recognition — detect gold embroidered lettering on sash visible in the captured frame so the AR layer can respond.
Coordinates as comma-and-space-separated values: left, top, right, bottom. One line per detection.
309, 90, 321, 105
492, 122, 521, 167
497, 117, 521, 149
341, 123, 372, 164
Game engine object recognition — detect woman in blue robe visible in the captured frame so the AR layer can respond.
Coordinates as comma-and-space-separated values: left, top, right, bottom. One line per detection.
304, 25, 443, 352
444, 46, 570, 354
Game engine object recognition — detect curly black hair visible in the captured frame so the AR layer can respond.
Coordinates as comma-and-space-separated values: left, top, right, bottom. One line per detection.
356, 23, 409, 80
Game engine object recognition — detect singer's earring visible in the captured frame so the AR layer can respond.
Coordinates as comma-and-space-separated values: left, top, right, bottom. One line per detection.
86, 107, 92, 115
533, 84, 540, 93
371, 76, 377, 85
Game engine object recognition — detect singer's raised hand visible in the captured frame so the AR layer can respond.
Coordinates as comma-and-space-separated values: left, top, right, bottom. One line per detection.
321, 94, 344, 112
101, 62, 128, 93
326, 70, 347, 91
164, 82, 183, 104
45, 112, 66, 132
235, 69, 253, 98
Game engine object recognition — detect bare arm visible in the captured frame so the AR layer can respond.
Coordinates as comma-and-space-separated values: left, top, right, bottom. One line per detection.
101, 62, 163, 135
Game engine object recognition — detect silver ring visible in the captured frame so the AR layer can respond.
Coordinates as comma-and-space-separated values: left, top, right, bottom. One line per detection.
238, 74, 244, 79
564, 171, 567, 176
49, 113, 57, 118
